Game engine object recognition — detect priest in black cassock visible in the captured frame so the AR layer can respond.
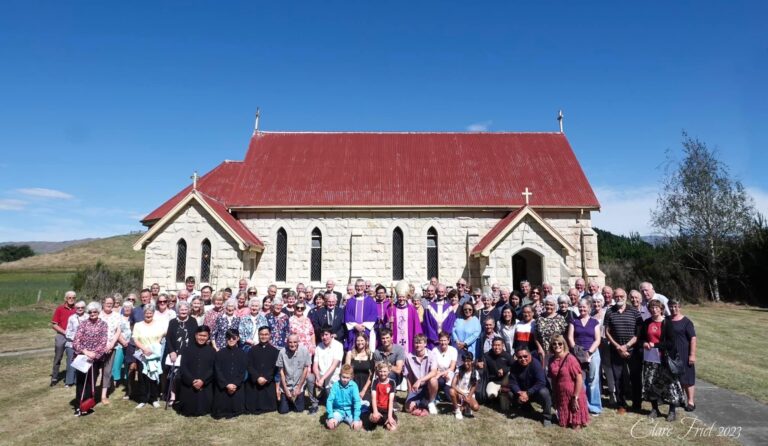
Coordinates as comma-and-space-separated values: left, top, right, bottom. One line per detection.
245, 325, 279, 414
212, 328, 248, 419
177, 325, 216, 417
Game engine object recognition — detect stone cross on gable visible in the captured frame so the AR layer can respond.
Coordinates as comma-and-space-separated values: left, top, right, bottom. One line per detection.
522, 187, 533, 205
191, 171, 199, 190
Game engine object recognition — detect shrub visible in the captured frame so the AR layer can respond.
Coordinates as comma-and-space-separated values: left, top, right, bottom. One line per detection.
70, 262, 143, 300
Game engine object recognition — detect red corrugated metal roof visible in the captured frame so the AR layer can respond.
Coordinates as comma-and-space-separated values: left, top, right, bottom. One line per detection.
196, 192, 264, 249
142, 132, 599, 223
470, 207, 526, 256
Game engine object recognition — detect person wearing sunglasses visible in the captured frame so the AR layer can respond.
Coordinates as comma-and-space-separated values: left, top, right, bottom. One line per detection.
548, 334, 590, 430
452, 303, 481, 360
289, 302, 316, 356
63, 300, 88, 388
154, 293, 177, 324
508, 345, 553, 427
72, 301, 108, 416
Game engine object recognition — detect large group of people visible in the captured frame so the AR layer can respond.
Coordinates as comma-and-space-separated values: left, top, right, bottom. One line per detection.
50, 275, 697, 430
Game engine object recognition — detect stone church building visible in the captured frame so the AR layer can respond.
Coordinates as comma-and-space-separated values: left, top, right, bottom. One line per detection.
134, 131, 603, 293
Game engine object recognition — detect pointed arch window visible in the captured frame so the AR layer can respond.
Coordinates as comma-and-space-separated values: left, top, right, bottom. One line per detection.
311, 228, 322, 282
276, 228, 287, 282
176, 239, 187, 282
392, 227, 404, 281
427, 227, 438, 280
200, 239, 211, 282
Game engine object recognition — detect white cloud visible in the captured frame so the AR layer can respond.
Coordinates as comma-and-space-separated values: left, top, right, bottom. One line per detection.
747, 187, 768, 218
466, 121, 492, 132
0, 199, 26, 211
16, 188, 74, 199
592, 184, 768, 236
591, 185, 657, 236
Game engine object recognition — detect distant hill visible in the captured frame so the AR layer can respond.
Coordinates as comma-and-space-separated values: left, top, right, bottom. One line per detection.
0, 234, 144, 272
0, 238, 96, 255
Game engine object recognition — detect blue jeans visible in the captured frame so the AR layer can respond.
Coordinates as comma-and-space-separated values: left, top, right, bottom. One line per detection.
65, 346, 76, 386
585, 350, 602, 413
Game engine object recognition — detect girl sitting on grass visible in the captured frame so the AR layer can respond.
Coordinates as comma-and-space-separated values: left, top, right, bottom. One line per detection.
450, 352, 481, 419
325, 364, 363, 431
369, 361, 398, 431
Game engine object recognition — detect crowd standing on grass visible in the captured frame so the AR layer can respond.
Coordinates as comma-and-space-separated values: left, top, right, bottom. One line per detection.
50, 275, 697, 429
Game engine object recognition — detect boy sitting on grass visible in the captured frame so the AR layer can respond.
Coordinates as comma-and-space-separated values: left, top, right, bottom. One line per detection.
325, 364, 363, 431
369, 361, 398, 431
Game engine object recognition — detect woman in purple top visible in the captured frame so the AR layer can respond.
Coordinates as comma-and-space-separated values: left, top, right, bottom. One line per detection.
567, 298, 602, 414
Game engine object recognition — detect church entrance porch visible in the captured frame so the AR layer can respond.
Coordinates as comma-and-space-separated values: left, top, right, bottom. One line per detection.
512, 249, 543, 289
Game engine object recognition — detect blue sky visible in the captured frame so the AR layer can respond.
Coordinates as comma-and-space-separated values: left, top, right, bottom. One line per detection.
1, 1, 766, 241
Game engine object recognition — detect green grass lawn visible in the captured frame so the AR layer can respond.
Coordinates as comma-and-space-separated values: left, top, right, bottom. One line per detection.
0, 271, 73, 308
684, 303, 768, 404
0, 354, 738, 446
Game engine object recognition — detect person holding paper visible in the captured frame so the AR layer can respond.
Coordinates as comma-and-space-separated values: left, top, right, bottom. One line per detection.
72, 301, 108, 416
640, 299, 685, 421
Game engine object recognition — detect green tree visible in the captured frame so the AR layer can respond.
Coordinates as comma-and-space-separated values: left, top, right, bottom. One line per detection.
651, 132, 755, 301
0, 244, 35, 263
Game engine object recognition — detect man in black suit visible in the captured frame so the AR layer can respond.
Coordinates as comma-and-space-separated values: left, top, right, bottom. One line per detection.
315, 291, 345, 341
325, 280, 343, 301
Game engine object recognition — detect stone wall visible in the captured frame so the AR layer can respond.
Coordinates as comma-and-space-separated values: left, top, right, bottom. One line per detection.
142, 207, 604, 294
143, 203, 243, 291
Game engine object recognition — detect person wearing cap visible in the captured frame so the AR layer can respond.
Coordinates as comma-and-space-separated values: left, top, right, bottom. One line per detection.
212, 328, 247, 419
177, 325, 216, 417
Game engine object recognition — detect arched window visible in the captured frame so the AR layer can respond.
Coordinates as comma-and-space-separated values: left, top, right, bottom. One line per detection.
426, 227, 438, 280
200, 239, 211, 283
176, 239, 187, 282
276, 228, 287, 282
392, 227, 404, 281
311, 227, 322, 282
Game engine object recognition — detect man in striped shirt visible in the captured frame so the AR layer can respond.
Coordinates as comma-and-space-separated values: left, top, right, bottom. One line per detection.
604, 288, 642, 414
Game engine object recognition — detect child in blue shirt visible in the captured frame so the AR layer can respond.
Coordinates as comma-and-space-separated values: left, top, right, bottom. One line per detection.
325, 364, 363, 430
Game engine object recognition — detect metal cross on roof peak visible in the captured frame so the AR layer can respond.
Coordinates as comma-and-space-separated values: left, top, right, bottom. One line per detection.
191, 171, 199, 190
522, 187, 533, 205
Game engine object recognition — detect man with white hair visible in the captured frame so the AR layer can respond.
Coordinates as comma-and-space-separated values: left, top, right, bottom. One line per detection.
50, 291, 77, 386
601, 286, 614, 307
177, 289, 190, 304
326, 279, 343, 301
575, 278, 587, 298
639, 282, 670, 316
234, 278, 249, 300
542, 282, 555, 299
587, 280, 602, 300
455, 278, 472, 307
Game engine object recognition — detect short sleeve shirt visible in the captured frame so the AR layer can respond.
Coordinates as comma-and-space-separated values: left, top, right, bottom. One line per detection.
374, 377, 396, 410
277, 346, 312, 389
314, 339, 344, 382
431, 346, 458, 372
373, 345, 406, 368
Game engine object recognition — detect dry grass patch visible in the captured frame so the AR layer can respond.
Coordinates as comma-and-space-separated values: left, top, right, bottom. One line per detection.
0, 234, 143, 272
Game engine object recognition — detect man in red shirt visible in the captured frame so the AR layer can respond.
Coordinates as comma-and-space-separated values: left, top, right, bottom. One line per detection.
50, 291, 77, 386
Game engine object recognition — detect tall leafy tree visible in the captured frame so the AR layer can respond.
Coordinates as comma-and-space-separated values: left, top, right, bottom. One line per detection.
651, 132, 755, 301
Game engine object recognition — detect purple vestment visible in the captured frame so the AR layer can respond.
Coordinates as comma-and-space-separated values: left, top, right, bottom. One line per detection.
344, 295, 379, 350
423, 301, 457, 348
387, 303, 423, 354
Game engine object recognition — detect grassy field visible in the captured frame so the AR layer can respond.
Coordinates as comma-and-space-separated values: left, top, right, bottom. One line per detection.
0, 271, 73, 308
0, 354, 738, 446
0, 303, 761, 445
0, 234, 143, 272
684, 304, 768, 404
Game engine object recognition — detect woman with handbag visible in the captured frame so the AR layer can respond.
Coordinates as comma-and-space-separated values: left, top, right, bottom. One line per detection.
548, 334, 590, 430
567, 299, 602, 415
72, 301, 108, 416
640, 299, 686, 421
666, 299, 697, 413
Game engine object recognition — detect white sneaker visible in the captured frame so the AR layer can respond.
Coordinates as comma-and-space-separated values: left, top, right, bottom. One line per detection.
135, 403, 146, 409
428, 402, 438, 415
455, 410, 463, 420
152, 401, 161, 408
